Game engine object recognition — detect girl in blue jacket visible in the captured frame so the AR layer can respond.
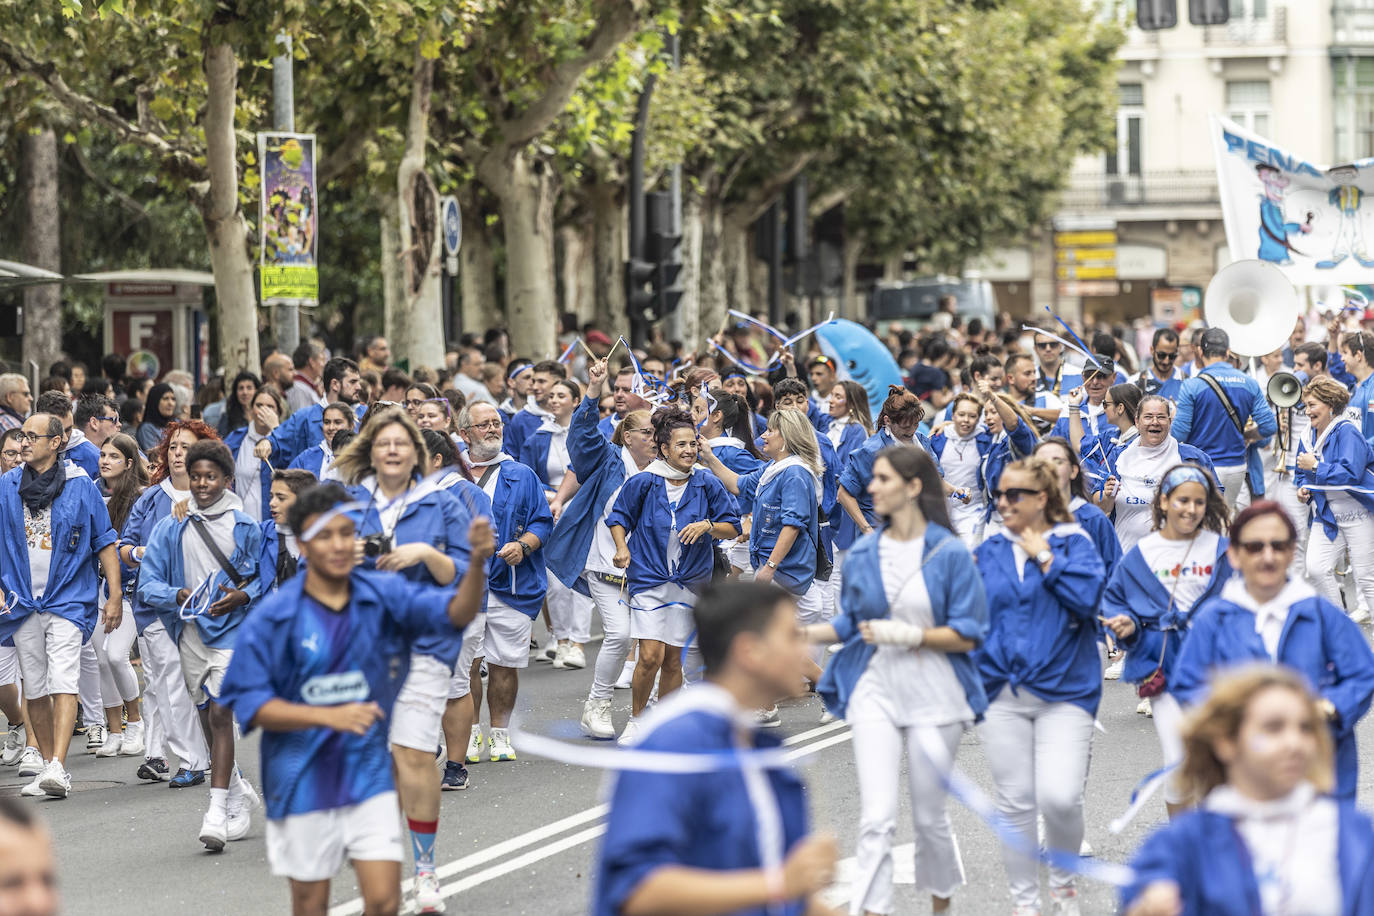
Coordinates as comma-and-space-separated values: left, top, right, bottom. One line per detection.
286, 401, 355, 482
1101, 464, 1232, 817
1122, 665, 1374, 916
257, 468, 316, 595
223, 386, 285, 522
691, 387, 765, 575
1034, 437, 1122, 582
1294, 375, 1374, 622
973, 456, 1107, 916
1173, 501, 1374, 800
806, 446, 987, 916
608, 407, 740, 743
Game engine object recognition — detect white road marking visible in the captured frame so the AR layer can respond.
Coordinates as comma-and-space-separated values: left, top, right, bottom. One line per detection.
330, 717, 852, 914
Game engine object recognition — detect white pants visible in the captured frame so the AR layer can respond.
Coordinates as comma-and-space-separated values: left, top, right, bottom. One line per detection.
1215, 463, 1247, 510
1151, 693, 1187, 806
138, 621, 210, 769
949, 503, 985, 551
795, 587, 827, 669
0, 646, 17, 687
587, 575, 631, 702
79, 640, 103, 725
850, 720, 966, 911
1307, 511, 1374, 618
94, 600, 140, 705
978, 690, 1095, 909
1266, 468, 1308, 581
547, 573, 593, 644
831, 548, 848, 611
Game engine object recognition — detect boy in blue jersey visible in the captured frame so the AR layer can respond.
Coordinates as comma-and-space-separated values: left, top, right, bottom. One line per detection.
596, 580, 840, 916
220, 483, 493, 916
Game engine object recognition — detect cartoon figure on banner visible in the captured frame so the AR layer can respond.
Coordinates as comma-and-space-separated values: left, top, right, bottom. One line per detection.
1316, 165, 1374, 269
1255, 164, 1312, 265
262, 138, 316, 268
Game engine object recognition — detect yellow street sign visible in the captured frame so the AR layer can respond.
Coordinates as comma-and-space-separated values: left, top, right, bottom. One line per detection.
1056, 247, 1117, 263
1054, 231, 1117, 248
1057, 264, 1118, 280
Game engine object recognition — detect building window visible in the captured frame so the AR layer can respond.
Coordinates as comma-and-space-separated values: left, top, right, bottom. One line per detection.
1106, 84, 1144, 177
1230, 0, 1269, 19
1226, 80, 1272, 136
1334, 57, 1374, 161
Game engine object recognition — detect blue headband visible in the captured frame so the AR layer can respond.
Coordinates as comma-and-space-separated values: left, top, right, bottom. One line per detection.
1161, 465, 1210, 496
507, 364, 533, 381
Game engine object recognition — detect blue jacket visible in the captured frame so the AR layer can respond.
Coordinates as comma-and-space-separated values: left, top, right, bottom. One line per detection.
1349, 371, 1374, 447
1135, 367, 1185, 402
806, 399, 832, 435
594, 687, 810, 916
1083, 436, 1217, 497
119, 481, 184, 633
63, 438, 101, 479
1122, 800, 1374, 916
484, 460, 554, 617
1174, 585, 1374, 798
287, 442, 331, 479
739, 463, 819, 595
137, 509, 265, 650
1101, 535, 1232, 684
520, 422, 568, 490
1072, 499, 1122, 583
828, 422, 870, 551
546, 397, 634, 590
223, 425, 273, 520
1173, 363, 1278, 466
978, 421, 1038, 523
264, 402, 365, 469
503, 406, 545, 464
346, 480, 475, 667
973, 526, 1107, 716
0, 468, 116, 643
596, 413, 618, 442
219, 568, 466, 819
1295, 419, 1374, 539
818, 523, 988, 719
838, 428, 942, 528
607, 470, 741, 595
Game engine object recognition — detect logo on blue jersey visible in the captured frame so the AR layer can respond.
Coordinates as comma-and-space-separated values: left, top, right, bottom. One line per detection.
301, 671, 370, 705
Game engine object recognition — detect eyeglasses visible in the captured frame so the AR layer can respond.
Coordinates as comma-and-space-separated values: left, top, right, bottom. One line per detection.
96, 416, 119, 424
1, 449, 18, 461
1237, 538, 1294, 555
992, 487, 1040, 503
11, 432, 58, 444
465, 420, 502, 432
1035, 341, 1060, 350
402, 399, 424, 409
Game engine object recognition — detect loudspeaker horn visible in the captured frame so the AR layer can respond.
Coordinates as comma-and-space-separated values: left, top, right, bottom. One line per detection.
1267, 370, 1307, 410
1204, 259, 1301, 357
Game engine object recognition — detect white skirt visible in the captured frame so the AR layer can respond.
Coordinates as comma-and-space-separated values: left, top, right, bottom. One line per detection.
628, 582, 697, 647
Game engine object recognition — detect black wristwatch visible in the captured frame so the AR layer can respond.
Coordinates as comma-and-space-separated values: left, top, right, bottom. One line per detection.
519, 540, 533, 557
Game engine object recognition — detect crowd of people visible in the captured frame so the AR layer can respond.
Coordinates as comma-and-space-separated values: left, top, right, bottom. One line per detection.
2, 301, 1374, 916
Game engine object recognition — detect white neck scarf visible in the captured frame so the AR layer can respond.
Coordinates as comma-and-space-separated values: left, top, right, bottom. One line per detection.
467, 451, 512, 469
1117, 434, 1179, 482
643, 459, 692, 481
708, 436, 748, 451
760, 454, 822, 500
188, 490, 243, 521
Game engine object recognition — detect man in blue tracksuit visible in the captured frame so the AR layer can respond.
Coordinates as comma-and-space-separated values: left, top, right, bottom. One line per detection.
1172, 327, 1277, 508
255, 358, 365, 468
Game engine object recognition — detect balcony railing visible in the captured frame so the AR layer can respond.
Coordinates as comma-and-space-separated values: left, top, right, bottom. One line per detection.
1203, 7, 1288, 47
1334, 4, 1374, 45
1057, 171, 1221, 211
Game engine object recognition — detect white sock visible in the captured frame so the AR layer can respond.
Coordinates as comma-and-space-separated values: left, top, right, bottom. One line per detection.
209, 787, 229, 816
124, 719, 143, 736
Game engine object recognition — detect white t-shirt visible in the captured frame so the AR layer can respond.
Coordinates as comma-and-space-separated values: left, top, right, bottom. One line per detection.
25, 506, 53, 600
183, 511, 238, 593
1136, 530, 1219, 616
940, 433, 983, 502
545, 425, 571, 489
1113, 438, 1182, 553
234, 428, 267, 521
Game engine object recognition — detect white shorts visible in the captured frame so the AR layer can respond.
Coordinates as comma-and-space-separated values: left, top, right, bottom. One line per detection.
628, 583, 696, 647
178, 624, 233, 705
266, 791, 403, 882
14, 613, 83, 699
388, 655, 451, 751
461, 596, 533, 670
0, 644, 18, 687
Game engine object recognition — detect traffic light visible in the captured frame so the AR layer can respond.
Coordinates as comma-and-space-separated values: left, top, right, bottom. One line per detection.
645, 191, 684, 320
625, 257, 656, 321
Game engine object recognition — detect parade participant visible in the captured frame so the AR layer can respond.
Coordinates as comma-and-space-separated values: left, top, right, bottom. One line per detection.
974, 388, 1039, 538
807, 447, 988, 916
449, 402, 552, 764
769, 377, 840, 611
1033, 331, 1083, 397
809, 355, 838, 413
93, 433, 147, 757
691, 388, 765, 577
222, 478, 489, 915
701, 409, 823, 723
138, 439, 263, 847
287, 401, 355, 482
225, 386, 284, 521
0, 798, 60, 916
1122, 666, 1374, 916
1101, 465, 1232, 814
837, 386, 941, 538
1173, 328, 1277, 508
608, 405, 740, 740
1033, 437, 1122, 581
0, 373, 32, 432
1006, 352, 1063, 436
824, 381, 873, 587
599, 366, 651, 441
503, 360, 564, 463
498, 358, 534, 423
1296, 375, 1374, 623
1068, 382, 1140, 474
1339, 330, 1374, 442
1049, 357, 1116, 451
415, 394, 460, 444
522, 377, 580, 495
255, 358, 365, 468
1096, 393, 1216, 554
0, 412, 121, 798
331, 407, 475, 905
594, 580, 841, 916
73, 394, 120, 455
974, 456, 1107, 916
930, 393, 987, 547
34, 391, 99, 479
1173, 501, 1374, 799
259, 469, 316, 594
1135, 328, 1186, 400
137, 383, 179, 452
0, 427, 21, 472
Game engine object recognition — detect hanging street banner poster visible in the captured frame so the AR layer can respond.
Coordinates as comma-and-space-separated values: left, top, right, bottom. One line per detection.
1212, 114, 1374, 286
258, 132, 319, 304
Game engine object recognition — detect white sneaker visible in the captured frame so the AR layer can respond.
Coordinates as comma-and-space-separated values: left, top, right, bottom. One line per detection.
199, 809, 228, 851
537, 637, 557, 663
120, 721, 145, 757
755, 706, 782, 728
226, 804, 251, 842
85, 724, 106, 754
581, 698, 615, 740
20, 770, 46, 797
1104, 656, 1125, 680
16, 746, 42, 777
96, 732, 124, 757
614, 659, 635, 689
465, 726, 483, 764
820, 709, 837, 725
552, 643, 568, 669
618, 718, 641, 747
414, 871, 446, 913
488, 728, 516, 762
1049, 887, 1081, 916
1137, 697, 1153, 717
38, 760, 71, 798
563, 644, 586, 669
1353, 606, 1372, 625
1, 725, 25, 765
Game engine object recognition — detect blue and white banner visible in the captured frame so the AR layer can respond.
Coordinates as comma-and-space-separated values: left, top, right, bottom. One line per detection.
1212, 114, 1374, 286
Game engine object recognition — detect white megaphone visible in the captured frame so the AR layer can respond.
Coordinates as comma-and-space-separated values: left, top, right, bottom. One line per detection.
1204, 259, 1301, 357
1267, 369, 1308, 410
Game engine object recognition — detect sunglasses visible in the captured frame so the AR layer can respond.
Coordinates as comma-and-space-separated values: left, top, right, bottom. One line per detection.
992, 487, 1040, 504
1035, 341, 1060, 350
1237, 538, 1294, 555
1153, 351, 1178, 361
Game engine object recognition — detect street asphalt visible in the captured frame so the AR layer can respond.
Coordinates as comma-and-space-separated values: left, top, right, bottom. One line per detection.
9, 631, 1374, 916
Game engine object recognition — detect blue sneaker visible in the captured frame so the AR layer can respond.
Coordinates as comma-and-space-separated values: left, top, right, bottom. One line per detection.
169, 767, 206, 788
441, 761, 469, 791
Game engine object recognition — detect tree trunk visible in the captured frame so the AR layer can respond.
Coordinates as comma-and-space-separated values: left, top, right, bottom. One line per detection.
841, 232, 866, 321
697, 194, 729, 342
589, 181, 626, 334
485, 150, 558, 360
393, 48, 444, 372
679, 188, 705, 350
379, 204, 402, 353
557, 222, 594, 323
458, 188, 497, 339
722, 215, 752, 317
201, 43, 260, 375
21, 127, 61, 377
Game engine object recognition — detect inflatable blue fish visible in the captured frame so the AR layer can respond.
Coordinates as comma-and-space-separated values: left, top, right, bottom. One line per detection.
816, 319, 904, 412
